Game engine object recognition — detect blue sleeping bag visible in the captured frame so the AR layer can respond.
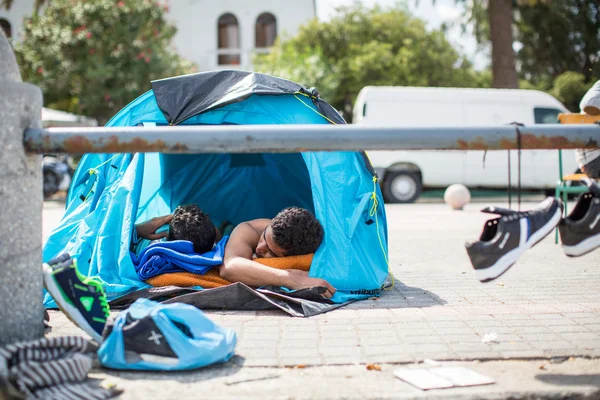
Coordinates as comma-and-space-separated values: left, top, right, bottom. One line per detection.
131, 236, 228, 281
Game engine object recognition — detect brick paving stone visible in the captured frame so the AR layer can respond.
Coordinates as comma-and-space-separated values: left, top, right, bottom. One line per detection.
549, 325, 591, 333
441, 334, 482, 343
518, 333, 564, 342
494, 342, 535, 351
559, 332, 600, 341
429, 320, 470, 329
402, 335, 444, 345
322, 338, 360, 348
242, 358, 280, 367
279, 348, 320, 358
362, 345, 407, 357
319, 332, 359, 341
511, 326, 554, 334
500, 350, 546, 358
531, 340, 574, 350
237, 348, 279, 358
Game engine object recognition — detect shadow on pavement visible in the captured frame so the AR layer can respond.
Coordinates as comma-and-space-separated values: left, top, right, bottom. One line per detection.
98, 356, 247, 383
349, 280, 446, 309
535, 373, 600, 388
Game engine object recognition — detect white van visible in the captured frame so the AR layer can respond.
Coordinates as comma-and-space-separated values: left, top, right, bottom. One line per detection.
353, 86, 577, 203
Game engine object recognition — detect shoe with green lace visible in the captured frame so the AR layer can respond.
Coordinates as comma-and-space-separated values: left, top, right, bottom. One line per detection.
43, 253, 109, 342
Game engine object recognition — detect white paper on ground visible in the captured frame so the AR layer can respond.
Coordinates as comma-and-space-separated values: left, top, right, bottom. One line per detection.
393, 367, 495, 390
431, 367, 496, 387
393, 368, 454, 390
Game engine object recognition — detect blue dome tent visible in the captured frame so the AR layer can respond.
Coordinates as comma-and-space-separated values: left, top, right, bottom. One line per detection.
43, 71, 389, 306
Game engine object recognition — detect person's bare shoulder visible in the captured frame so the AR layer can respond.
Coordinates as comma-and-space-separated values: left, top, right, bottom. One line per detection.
243, 218, 271, 235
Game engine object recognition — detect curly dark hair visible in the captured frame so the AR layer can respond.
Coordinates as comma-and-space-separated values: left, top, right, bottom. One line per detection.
167, 204, 216, 254
270, 207, 324, 256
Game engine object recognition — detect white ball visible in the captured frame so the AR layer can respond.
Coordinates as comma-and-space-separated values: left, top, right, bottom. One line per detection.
444, 184, 471, 210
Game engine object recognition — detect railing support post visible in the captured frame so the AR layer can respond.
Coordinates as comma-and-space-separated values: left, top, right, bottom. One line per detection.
0, 31, 44, 345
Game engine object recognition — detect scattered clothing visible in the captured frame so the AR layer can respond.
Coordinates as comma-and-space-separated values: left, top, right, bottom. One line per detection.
43, 254, 109, 343
98, 298, 236, 371
559, 178, 600, 257
145, 253, 313, 289
131, 237, 229, 281
0, 336, 121, 400
466, 197, 563, 282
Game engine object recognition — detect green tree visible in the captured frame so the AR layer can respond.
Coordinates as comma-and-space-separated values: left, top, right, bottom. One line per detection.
15, 0, 194, 123
452, 0, 599, 89
516, 0, 600, 85
550, 72, 593, 112
255, 3, 490, 119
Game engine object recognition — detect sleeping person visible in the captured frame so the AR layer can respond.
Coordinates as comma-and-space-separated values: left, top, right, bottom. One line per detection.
132, 204, 218, 255
218, 207, 336, 298
136, 206, 336, 298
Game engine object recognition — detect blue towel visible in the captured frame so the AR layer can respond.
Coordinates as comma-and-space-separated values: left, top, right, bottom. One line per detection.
131, 236, 229, 281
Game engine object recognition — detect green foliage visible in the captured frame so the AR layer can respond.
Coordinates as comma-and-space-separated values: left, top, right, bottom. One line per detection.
15, 0, 195, 123
451, 0, 599, 86
550, 72, 594, 112
254, 3, 490, 119
516, 0, 600, 84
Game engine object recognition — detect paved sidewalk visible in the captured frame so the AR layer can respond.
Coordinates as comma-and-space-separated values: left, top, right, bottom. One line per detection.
43, 200, 600, 397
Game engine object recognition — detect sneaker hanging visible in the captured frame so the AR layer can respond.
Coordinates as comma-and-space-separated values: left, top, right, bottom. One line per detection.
466, 197, 563, 282
559, 178, 600, 257
43, 253, 110, 342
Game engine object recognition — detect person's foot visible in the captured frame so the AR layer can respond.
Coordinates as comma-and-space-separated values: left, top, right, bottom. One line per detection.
43, 254, 109, 342
559, 178, 600, 257
466, 197, 563, 282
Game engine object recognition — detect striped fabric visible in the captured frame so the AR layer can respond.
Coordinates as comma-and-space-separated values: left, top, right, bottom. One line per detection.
0, 336, 120, 400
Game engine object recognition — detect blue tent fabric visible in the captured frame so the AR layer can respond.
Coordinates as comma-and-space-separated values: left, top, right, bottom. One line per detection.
43, 71, 389, 308
131, 237, 228, 281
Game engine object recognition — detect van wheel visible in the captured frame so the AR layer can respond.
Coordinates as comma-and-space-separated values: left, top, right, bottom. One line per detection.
383, 171, 422, 203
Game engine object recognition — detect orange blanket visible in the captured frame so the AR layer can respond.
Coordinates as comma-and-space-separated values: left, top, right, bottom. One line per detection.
145, 254, 313, 289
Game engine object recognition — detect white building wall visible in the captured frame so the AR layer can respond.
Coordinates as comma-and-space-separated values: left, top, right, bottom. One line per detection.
0, 0, 35, 41
167, 0, 315, 71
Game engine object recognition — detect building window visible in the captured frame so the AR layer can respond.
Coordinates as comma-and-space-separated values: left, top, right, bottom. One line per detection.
255, 13, 276, 48
0, 18, 12, 39
217, 13, 240, 65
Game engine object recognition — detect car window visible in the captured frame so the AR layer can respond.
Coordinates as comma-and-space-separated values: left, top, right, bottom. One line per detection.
534, 107, 562, 124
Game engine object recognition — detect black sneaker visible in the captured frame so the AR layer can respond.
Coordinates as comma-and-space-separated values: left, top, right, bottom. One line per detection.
466, 197, 563, 282
559, 178, 600, 257
102, 313, 184, 366
43, 254, 109, 342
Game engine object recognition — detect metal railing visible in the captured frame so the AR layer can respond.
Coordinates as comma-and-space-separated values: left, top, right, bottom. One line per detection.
23, 124, 600, 155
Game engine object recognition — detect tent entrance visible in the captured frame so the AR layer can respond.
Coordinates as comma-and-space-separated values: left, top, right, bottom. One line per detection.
135, 152, 314, 228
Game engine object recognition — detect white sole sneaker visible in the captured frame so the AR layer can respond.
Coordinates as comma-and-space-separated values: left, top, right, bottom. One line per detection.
563, 232, 600, 257
43, 263, 103, 343
475, 207, 562, 282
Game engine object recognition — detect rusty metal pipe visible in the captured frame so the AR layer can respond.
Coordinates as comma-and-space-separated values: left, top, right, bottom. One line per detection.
23, 124, 600, 154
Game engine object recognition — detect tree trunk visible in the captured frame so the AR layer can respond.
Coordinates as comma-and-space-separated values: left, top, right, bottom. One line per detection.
488, 0, 518, 88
